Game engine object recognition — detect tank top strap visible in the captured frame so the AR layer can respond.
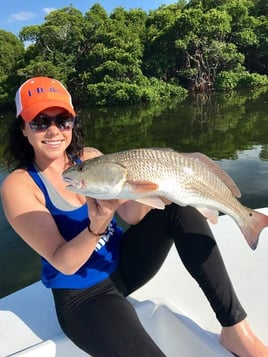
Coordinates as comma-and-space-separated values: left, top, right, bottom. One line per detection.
74, 157, 82, 164
27, 163, 79, 211
27, 162, 51, 204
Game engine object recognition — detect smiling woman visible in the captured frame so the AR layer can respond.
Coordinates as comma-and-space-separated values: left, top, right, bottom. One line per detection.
3, 77, 84, 170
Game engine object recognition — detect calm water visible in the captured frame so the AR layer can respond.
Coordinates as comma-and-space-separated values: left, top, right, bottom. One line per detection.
0, 88, 268, 298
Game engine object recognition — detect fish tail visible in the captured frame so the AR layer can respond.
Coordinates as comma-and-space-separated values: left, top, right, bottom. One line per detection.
240, 210, 268, 250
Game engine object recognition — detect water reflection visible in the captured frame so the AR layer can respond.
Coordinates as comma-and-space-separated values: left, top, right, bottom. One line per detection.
219, 146, 268, 208
0, 89, 268, 297
79, 88, 268, 161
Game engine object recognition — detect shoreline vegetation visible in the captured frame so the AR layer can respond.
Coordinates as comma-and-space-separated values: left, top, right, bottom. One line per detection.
0, 0, 267, 109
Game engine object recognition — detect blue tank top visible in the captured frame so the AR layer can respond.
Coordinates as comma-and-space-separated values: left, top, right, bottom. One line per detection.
27, 163, 123, 289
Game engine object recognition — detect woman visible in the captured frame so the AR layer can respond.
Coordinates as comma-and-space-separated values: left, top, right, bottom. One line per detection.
1, 76, 267, 357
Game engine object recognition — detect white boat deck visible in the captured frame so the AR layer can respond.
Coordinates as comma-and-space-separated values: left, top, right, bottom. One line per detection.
1, 209, 268, 356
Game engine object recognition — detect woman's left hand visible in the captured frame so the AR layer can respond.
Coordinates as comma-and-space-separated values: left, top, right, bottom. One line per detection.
86, 198, 124, 235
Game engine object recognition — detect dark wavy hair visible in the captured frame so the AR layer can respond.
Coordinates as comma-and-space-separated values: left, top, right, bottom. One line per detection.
3, 115, 85, 170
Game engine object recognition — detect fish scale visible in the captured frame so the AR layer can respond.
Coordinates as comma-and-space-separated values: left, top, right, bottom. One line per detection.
63, 148, 268, 250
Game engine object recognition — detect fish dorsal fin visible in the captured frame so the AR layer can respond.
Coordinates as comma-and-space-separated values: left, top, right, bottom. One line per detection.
134, 196, 166, 209
148, 147, 175, 152
126, 180, 159, 193
180, 152, 241, 198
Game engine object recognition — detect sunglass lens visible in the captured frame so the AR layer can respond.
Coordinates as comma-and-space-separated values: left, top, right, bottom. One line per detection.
29, 115, 50, 131
55, 114, 75, 130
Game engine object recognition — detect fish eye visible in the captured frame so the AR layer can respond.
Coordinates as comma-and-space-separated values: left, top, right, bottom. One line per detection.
77, 164, 85, 172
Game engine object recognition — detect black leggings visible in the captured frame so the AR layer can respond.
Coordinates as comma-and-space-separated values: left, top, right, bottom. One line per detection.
52, 204, 246, 356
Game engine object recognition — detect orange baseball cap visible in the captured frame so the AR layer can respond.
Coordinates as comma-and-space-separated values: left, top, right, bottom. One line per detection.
15, 76, 76, 122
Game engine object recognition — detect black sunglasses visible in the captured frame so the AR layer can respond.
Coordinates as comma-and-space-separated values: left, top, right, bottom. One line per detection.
29, 113, 76, 132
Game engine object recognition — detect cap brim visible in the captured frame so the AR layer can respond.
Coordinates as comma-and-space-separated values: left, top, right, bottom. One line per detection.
20, 100, 76, 122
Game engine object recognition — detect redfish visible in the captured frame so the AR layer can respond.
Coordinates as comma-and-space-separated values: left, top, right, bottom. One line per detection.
63, 148, 268, 249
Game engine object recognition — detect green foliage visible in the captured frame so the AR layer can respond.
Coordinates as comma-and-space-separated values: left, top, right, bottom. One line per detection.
215, 71, 241, 90
85, 78, 187, 106
0, 31, 24, 74
237, 72, 268, 87
19, 25, 41, 44
0, 1, 267, 108
18, 6, 85, 84
215, 68, 268, 90
0, 30, 24, 107
17, 60, 63, 80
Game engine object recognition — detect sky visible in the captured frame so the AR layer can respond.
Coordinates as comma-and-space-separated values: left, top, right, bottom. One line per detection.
1, 1, 176, 37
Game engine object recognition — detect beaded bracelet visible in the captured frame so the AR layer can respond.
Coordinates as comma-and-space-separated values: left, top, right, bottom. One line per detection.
87, 225, 106, 236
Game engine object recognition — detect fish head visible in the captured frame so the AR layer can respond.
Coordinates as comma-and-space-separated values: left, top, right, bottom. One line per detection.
62, 159, 127, 198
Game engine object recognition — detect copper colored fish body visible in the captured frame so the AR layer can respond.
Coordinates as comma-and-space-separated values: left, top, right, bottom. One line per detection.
63, 148, 268, 249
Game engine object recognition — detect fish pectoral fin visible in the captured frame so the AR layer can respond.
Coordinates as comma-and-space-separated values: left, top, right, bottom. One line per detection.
127, 180, 159, 193
134, 196, 166, 209
197, 207, 219, 224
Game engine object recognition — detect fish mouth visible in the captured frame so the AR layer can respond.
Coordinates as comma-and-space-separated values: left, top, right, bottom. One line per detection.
63, 177, 84, 189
